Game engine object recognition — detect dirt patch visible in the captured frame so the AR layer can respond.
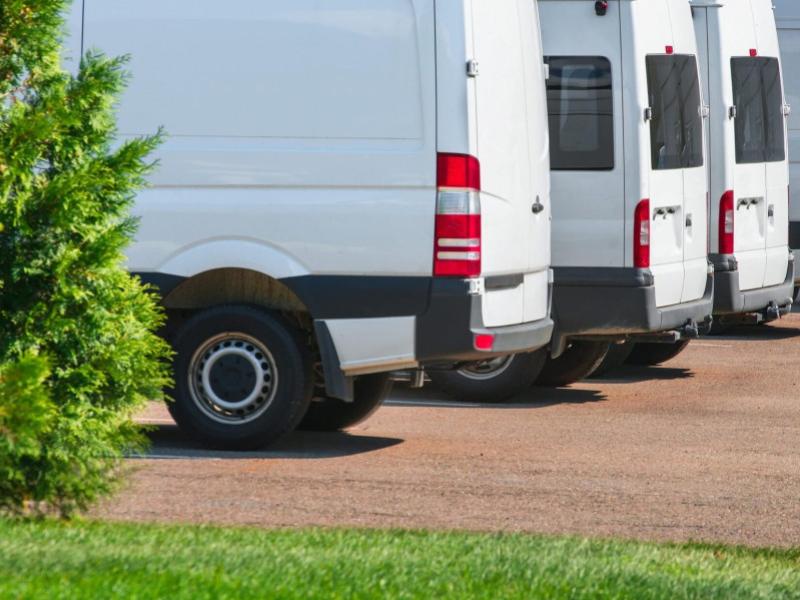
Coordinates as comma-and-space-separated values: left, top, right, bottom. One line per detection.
95, 316, 800, 547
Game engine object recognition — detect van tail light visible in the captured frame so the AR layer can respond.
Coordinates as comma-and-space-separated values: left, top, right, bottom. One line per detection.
634, 199, 650, 268
719, 190, 735, 254
434, 153, 482, 277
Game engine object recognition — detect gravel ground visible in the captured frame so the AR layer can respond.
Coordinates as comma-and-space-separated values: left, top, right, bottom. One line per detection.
95, 315, 800, 548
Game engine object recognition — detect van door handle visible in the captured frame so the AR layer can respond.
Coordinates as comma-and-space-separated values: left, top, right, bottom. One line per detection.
768, 204, 775, 218
685, 213, 693, 228
531, 197, 545, 215
737, 197, 761, 210
654, 206, 678, 219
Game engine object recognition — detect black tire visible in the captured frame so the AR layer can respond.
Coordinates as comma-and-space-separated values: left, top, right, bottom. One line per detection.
298, 373, 393, 431
625, 340, 690, 366
588, 341, 634, 378
168, 305, 313, 450
535, 341, 610, 388
428, 349, 548, 403
707, 319, 732, 336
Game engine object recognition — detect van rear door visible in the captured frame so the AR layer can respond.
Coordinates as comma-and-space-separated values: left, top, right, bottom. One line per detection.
646, 53, 706, 306
731, 55, 785, 290
753, 0, 790, 288
470, 0, 550, 327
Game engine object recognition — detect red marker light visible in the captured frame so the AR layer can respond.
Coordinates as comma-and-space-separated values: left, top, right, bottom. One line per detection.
474, 334, 495, 352
666, 46, 674, 55
750, 48, 758, 57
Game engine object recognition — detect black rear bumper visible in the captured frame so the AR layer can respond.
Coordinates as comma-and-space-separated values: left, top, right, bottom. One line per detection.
415, 279, 553, 365
789, 221, 800, 284
551, 267, 714, 339
711, 254, 795, 316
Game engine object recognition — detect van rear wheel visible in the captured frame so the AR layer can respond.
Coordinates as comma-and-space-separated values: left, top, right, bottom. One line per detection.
428, 349, 547, 403
535, 341, 610, 388
626, 340, 690, 366
588, 341, 634, 378
168, 305, 313, 450
298, 373, 393, 431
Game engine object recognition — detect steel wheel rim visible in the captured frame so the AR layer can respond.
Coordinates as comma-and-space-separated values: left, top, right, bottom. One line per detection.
188, 333, 278, 424
456, 355, 515, 381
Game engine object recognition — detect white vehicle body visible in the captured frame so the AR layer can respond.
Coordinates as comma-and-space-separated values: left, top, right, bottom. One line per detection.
774, 0, 800, 286
63, 1, 554, 440
692, 0, 794, 319
539, 0, 713, 349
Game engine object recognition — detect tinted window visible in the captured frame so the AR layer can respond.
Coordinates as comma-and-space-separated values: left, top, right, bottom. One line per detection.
545, 56, 614, 170
646, 55, 704, 170
731, 57, 786, 164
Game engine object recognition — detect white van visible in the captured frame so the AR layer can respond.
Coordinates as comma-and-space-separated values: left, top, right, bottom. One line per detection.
432, 0, 715, 400
692, 0, 794, 328
66, 0, 554, 448
774, 0, 800, 292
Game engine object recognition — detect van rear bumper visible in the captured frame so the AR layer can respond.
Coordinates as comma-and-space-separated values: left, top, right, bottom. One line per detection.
551, 267, 714, 338
711, 254, 795, 315
415, 278, 554, 365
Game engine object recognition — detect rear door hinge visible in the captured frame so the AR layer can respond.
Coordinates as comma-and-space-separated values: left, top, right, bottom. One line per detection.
466, 59, 480, 78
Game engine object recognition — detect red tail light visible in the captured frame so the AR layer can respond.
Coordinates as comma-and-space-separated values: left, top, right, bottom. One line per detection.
434, 153, 481, 277
719, 190, 734, 254
437, 153, 481, 190
634, 199, 650, 268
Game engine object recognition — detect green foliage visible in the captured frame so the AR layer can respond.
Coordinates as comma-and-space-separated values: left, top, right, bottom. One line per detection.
1, 522, 800, 599
0, 0, 171, 516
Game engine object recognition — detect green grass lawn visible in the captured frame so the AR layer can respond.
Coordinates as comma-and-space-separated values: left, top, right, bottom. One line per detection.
0, 520, 798, 599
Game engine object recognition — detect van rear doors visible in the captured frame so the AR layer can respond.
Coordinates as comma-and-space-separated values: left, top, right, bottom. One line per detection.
469, 0, 551, 327
694, 0, 789, 292
634, 0, 709, 307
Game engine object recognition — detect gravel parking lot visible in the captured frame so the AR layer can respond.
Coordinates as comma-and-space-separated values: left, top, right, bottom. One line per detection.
96, 315, 800, 548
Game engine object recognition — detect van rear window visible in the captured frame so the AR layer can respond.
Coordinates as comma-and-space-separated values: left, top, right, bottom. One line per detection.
731, 57, 786, 164
646, 55, 704, 170
545, 56, 614, 171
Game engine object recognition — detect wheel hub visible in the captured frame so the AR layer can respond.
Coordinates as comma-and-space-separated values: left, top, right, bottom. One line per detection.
189, 334, 278, 424
457, 355, 515, 381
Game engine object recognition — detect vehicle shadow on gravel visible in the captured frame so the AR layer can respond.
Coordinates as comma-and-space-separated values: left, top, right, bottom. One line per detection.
387, 386, 607, 409
705, 324, 800, 341
590, 366, 694, 384
135, 424, 403, 460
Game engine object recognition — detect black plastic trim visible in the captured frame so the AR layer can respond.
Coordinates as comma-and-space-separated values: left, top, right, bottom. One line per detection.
415, 279, 553, 363
709, 254, 738, 273
485, 274, 524, 290
553, 267, 654, 287
551, 266, 714, 337
790, 222, 800, 253
282, 275, 431, 320
133, 272, 186, 298
713, 257, 795, 315
314, 321, 354, 402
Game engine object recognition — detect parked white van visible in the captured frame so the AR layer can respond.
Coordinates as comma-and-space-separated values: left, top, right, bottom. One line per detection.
431, 0, 715, 400
66, 0, 554, 448
692, 0, 794, 328
774, 0, 800, 292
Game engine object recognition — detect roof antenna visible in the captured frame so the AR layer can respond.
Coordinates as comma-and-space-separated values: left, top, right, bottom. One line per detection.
595, 1, 608, 16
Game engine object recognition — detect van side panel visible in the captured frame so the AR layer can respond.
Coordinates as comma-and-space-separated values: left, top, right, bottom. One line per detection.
83, 0, 437, 375
83, 0, 437, 279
